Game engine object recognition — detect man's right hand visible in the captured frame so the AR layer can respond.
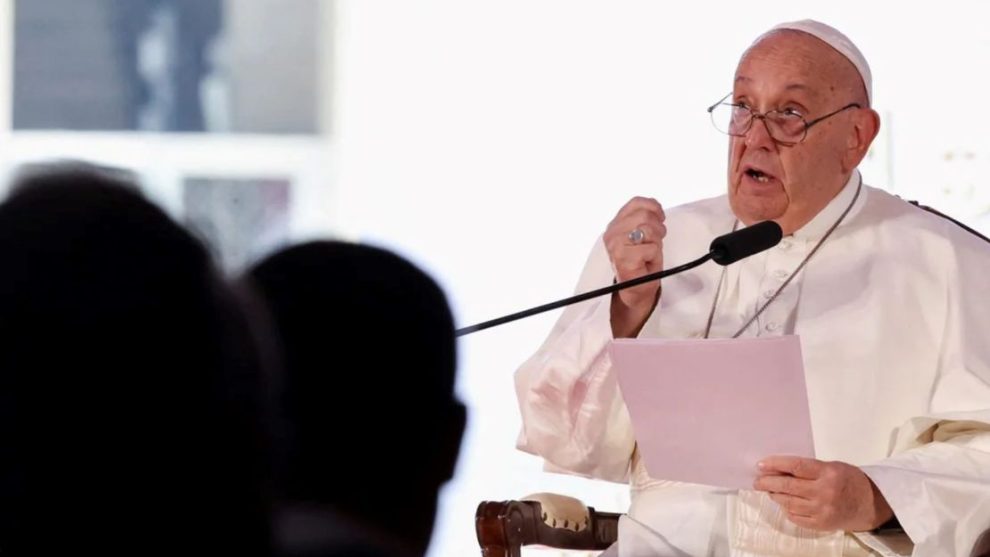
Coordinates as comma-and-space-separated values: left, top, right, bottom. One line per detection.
603, 197, 666, 338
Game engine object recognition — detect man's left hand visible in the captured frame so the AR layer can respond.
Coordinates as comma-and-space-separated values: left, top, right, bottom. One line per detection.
753, 456, 894, 532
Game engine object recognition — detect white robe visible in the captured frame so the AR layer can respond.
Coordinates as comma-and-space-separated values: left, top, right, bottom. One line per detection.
514, 171, 990, 557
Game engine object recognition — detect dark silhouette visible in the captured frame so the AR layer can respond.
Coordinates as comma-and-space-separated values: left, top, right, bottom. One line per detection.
248, 241, 465, 557
0, 163, 274, 555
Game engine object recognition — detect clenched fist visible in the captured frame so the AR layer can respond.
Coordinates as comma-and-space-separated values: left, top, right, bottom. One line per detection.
603, 197, 666, 338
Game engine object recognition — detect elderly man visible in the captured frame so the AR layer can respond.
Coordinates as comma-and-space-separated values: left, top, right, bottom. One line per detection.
514, 20, 990, 557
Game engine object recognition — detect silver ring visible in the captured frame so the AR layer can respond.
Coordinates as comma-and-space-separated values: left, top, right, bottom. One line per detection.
627, 228, 646, 244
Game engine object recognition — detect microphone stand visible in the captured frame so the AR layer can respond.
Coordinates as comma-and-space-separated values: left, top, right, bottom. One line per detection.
455, 253, 712, 337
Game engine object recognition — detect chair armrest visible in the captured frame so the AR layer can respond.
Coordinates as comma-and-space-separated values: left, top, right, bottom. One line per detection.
476, 493, 620, 556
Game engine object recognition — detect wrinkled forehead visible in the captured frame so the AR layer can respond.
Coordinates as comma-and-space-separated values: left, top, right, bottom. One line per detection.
734, 31, 863, 101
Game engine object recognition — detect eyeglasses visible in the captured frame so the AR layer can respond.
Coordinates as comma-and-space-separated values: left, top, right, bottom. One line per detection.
706, 93, 860, 146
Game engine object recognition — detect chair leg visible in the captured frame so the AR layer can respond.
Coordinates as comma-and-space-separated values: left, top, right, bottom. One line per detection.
476, 501, 523, 557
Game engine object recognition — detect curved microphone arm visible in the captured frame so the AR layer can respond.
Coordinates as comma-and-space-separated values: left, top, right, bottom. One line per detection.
454, 220, 782, 337
455, 253, 712, 337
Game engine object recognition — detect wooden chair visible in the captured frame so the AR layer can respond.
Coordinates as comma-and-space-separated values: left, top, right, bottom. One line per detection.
475, 493, 620, 556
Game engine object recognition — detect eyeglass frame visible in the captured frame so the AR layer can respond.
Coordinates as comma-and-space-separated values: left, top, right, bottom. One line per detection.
706, 93, 861, 146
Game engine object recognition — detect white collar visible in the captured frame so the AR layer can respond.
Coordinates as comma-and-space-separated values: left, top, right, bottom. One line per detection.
791, 170, 866, 242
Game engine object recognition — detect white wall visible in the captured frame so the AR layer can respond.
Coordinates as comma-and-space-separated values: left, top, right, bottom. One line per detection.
333, 2, 990, 555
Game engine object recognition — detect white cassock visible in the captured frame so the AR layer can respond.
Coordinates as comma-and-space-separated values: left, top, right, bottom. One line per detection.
515, 170, 990, 557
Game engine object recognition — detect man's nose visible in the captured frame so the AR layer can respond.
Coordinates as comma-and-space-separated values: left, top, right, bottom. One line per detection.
744, 116, 776, 150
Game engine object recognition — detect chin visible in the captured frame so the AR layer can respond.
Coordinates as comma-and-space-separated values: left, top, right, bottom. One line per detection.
729, 192, 787, 226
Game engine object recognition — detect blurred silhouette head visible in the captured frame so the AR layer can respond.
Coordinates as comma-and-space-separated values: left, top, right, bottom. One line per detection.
247, 241, 465, 557
0, 163, 274, 555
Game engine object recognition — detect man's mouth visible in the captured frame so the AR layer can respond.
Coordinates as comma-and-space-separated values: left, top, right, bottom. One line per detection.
744, 167, 775, 184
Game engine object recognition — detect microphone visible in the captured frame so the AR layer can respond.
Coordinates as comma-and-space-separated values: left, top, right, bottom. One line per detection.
709, 220, 783, 265
456, 220, 783, 336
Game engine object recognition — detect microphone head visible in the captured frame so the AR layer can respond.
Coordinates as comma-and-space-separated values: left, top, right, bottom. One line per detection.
709, 220, 783, 265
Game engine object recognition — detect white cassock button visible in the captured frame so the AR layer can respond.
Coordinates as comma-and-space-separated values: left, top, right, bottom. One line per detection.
763, 289, 775, 299
773, 269, 788, 280
765, 321, 779, 332
779, 240, 792, 250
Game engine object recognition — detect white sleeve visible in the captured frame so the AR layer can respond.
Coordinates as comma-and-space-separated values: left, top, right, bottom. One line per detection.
861, 225, 990, 557
513, 236, 636, 483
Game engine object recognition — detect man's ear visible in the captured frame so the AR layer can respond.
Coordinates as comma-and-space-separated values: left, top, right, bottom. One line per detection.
843, 108, 881, 172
